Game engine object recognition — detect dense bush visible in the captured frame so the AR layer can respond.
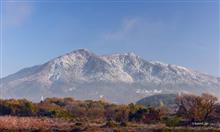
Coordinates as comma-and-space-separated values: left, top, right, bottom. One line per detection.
0, 93, 219, 128
0, 99, 36, 116
104, 104, 130, 122
162, 116, 181, 127
129, 107, 161, 123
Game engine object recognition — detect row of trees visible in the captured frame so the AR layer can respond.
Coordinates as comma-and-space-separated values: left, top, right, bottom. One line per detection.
0, 93, 219, 127
0, 97, 164, 123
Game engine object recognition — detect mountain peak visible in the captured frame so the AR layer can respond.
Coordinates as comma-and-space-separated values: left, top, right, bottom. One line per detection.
107, 52, 139, 58
127, 52, 136, 56
74, 48, 90, 53
68, 49, 94, 56
1, 49, 219, 103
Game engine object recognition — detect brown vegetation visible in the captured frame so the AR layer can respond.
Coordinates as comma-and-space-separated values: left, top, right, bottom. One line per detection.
0, 93, 219, 131
176, 93, 219, 123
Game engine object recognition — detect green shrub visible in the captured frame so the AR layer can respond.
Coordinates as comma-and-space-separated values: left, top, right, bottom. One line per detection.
17, 100, 36, 116
162, 116, 181, 127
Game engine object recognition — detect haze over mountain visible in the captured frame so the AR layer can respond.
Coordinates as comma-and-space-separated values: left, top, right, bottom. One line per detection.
0, 49, 219, 103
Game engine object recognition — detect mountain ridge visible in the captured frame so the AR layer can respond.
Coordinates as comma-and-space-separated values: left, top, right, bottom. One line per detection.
1, 49, 219, 103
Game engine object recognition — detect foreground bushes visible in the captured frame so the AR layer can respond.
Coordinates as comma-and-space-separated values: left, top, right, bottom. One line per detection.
0, 93, 219, 127
0, 99, 36, 116
0, 98, 163, 123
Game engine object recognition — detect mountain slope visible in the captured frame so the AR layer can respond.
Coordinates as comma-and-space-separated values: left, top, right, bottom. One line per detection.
0, 49, 219, 103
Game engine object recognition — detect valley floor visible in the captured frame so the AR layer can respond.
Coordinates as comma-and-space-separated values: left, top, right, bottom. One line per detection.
0, 116, 219, 132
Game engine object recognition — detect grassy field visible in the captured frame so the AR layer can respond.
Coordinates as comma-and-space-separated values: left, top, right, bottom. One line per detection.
0, 116, 219, 132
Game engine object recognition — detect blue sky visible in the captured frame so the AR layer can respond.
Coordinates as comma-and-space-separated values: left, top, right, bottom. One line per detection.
1, 0, 219, 77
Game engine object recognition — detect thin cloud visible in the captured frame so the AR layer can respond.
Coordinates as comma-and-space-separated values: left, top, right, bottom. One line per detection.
103, 18, 139, 40
102, 17, 167, 42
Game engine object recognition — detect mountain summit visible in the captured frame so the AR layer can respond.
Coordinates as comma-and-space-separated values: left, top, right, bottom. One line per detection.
1, 49, 219, 103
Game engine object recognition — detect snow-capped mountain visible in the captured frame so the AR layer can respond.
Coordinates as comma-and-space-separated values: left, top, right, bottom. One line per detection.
0, 49, 219, 103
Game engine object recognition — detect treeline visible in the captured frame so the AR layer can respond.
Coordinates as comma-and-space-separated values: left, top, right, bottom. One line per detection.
0, 93, 219, 127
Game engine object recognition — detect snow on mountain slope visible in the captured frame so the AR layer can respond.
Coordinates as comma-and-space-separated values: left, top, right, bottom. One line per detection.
0, 49, 219, 103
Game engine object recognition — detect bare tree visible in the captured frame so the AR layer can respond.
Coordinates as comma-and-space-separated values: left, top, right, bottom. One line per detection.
176, 93, 218, 122
201, 93, 218, 121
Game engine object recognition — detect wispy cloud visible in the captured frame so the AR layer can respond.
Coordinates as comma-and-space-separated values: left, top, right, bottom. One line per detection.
103, 18, 139, 40
3, 1, 33, 28
102, 17, 168, 43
